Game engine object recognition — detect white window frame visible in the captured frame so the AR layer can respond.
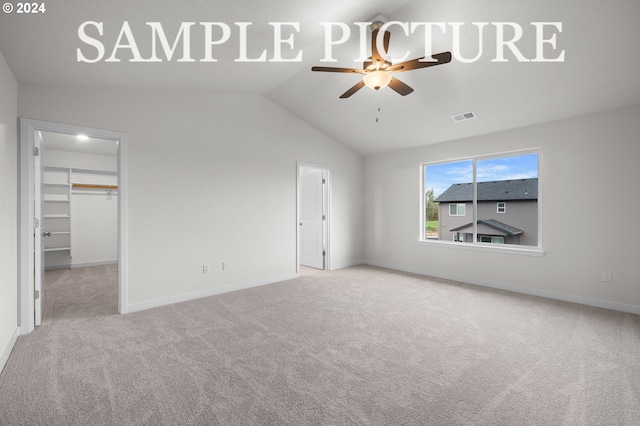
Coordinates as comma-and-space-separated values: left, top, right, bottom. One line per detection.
497, 202, 506, 213
480, 236, 504, 244
419, 148, 543, 256
449, 203, 466, 216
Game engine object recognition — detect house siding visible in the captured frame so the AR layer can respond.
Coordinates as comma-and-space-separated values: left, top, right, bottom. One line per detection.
438, 202, 473, 241
438, 200, 538, 246
478, 200, 538, 246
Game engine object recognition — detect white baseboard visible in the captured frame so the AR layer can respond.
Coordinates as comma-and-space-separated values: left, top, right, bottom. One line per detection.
45, 260, 117, 271
1, 327, 20, 375
330, 260, 364, 271
70, 260, 117, 269
365, 260, 640, 316
45, 264, 71, 271
127, 272, 299, 314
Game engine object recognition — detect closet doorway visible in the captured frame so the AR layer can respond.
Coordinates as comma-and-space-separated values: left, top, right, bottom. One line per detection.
41, 132, 118, 324
19, 119, 128, 334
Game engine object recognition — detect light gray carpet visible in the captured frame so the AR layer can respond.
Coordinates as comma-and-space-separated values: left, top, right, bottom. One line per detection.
1, 264, 639, 425
41, 265, 118, 324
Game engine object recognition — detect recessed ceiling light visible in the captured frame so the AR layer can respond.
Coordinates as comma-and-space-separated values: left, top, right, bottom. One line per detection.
76, 134, 89, 141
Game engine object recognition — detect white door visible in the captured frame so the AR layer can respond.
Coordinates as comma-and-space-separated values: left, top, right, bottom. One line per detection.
299, 167, 326, 269
34, 131, 45, 326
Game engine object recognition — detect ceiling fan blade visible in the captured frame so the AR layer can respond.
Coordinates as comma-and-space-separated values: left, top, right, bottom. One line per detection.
389, 51, 452, 72
387, 77, 414, 96
312, 66, 365, 74
339, 80, 366, 98
370, 29, 390, 64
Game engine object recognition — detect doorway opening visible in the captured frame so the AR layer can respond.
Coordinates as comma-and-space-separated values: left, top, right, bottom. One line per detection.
19, 119, 128, 334
297, 163, 330, 273
41, 131, 119, 325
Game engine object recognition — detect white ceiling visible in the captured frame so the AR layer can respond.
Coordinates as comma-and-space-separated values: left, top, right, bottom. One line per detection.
1, 0, 639, 156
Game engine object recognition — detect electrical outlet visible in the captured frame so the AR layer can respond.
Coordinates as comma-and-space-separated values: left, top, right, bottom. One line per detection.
602, 272, 612, 282
222, 262, 228, 271
202, 265, 209, 274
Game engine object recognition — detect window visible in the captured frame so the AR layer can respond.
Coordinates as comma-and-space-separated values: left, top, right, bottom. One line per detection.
423, 159, 472, 240
449, 203, 466, 216
422, 152, 539, 248
480, 236, 504, 244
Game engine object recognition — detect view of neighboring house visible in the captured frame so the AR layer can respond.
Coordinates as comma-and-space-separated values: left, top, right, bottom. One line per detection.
434, 178, 538, 246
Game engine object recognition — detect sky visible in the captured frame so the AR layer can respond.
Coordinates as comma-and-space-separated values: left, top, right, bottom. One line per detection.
424, 153, 538, 197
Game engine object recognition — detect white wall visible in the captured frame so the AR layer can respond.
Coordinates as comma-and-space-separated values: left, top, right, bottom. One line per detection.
0, 49, 18, 370
70, 183, 118, 266
43, 149, 118, 268
364, 105, 640, 313
44, 149, 117, 171
18, 85, 364, 309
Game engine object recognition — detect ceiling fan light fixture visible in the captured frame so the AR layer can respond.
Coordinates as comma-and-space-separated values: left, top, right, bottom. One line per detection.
363, 70, 392, 90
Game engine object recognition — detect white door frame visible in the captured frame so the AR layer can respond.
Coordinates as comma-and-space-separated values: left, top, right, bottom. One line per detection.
19, 118, 128, 334
33, 130, 44, 326
296, 162, 330, 274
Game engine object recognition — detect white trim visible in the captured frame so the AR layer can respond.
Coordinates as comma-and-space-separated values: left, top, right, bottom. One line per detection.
472, 161, 478, 239
0, 328, 20, 374
418, 239, 544, 256
537, 152, 544, 250
420, 147, 542, 167
19, 120, 36, 334
19, 118, 128, 332
44, 264, 72, 271
419, 165, 426, 241
117, 132, 128, 314
330, 260, 364, 270
44, 260, 117, 271
420, 148, 541, 252
127, 272, 298, 314
364, 260, 640, 315
45, 165, 117, 175
72, 260, 118, 268
479, 235, 505, 244
453, 233, 465, 242
449, 203, 466, 216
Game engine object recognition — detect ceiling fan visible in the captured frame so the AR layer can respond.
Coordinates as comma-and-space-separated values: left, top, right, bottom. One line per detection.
312, 21, 452, 98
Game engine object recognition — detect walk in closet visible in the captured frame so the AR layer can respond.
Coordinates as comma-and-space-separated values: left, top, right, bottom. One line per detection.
42, 132, 118, 270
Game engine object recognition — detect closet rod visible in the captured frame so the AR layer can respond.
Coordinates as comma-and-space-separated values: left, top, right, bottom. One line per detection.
72, 183, 118, 189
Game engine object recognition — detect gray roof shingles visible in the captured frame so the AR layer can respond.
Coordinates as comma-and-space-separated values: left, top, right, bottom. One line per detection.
434, 178, 538, 203
449, 219, 524, 235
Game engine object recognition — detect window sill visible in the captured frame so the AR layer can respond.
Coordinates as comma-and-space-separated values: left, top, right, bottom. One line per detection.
418, 239, 545, 257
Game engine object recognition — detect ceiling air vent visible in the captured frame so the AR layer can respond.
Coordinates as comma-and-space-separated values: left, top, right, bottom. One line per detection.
452, 111, 477, 122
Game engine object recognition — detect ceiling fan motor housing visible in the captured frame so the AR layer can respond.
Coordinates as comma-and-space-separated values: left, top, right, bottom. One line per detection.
370, 21, 384, 31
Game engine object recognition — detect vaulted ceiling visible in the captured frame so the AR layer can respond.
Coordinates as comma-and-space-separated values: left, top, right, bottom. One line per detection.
1, 0, 639, 156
